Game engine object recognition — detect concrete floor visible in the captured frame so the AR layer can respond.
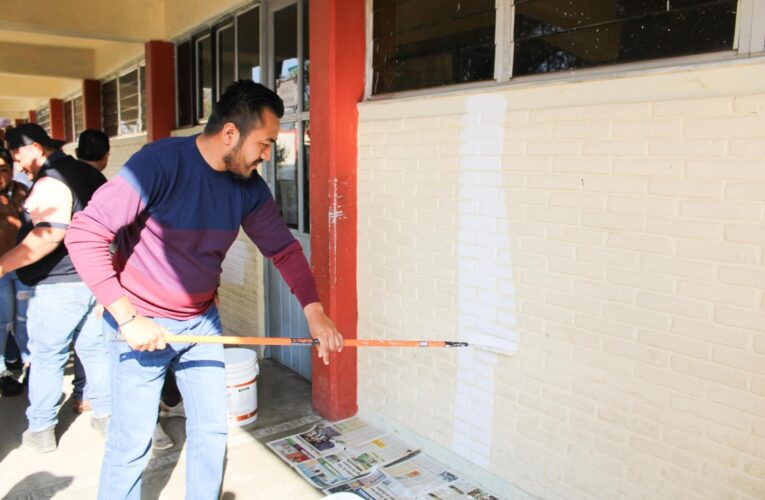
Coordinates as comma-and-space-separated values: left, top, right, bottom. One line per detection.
0, 356, 325, 499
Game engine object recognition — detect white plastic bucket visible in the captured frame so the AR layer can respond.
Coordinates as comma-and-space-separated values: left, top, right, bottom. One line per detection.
224, 347, 259, 427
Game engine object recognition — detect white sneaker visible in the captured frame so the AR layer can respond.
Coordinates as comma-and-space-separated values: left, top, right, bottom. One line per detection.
159, 401, 185, 418
152, 423, 174, 450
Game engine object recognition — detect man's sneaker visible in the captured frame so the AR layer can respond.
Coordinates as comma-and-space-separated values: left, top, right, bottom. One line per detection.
159, 401, 185, 418
152, 423, 174, 450
23, 427, 56, 453
73, 399, 91, 414
91, 416, 110, 439
0, 370, 23, 397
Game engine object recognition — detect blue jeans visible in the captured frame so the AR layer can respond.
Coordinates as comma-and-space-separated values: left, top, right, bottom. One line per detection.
0, 272, 32, 368
99, 305, 227, 500
0, 273, 14, 370
26, 282, 111, 431
72, 353, 87, 400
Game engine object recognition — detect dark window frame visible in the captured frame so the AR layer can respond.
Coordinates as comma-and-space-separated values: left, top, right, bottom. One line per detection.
369, 0, 764, 97
193, 31, 215, 124
175, 4, 263, 129
100, 62, 146, 138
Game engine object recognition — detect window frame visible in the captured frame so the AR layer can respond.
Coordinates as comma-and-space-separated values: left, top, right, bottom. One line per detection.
175, 4, 266, 129
36, 105, 51, 137
62, 93, 84, 144
267, 0, 310, 233
174, 40, 195, 129
365, 0, 765, 100
100, 60, 147, 138
193, 31, 214, 124
215, 19, 237, 101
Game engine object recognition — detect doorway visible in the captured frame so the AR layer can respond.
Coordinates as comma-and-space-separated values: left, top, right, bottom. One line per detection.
261, 0, 313, 380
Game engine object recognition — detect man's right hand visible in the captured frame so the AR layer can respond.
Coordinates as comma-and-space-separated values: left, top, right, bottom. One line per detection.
120, 315, 169, 352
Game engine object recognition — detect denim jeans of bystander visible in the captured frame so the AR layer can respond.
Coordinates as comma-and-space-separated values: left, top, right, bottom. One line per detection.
25, 282, 111, 431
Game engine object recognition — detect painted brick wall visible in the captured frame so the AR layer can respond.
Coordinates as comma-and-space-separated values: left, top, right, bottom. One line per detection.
66, 132, 265, 339
357, 60, 765, 499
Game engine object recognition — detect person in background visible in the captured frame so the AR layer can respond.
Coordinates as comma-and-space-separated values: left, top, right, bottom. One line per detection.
3, 124, 111, 453
0, 146, 28, 396
65, 80, 343, 499
70, 128, 175, 451
75, 129, 110, 172
69, 129, 111, 414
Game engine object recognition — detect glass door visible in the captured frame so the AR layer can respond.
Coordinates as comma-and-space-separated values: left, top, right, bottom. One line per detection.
263, 0, 313, 380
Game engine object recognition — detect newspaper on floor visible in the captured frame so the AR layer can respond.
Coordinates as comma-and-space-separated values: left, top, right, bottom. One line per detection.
267, 417, 390, 464
267, 418, 502, 499
324, 469, 412, 499
325, 452, 501, 499
379, 452, 459, 496
424, 479, 501, 499
294, 435, 417, 488
386, 454, 500, 499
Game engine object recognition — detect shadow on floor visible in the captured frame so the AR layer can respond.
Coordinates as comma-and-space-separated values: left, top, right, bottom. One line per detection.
0, 356, 84, 462
0, 356, 317, 499
3, 471, 73, 499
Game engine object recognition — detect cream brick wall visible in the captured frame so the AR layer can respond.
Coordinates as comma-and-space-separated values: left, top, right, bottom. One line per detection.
66, 131, 264, 338
357, 60, 765, 499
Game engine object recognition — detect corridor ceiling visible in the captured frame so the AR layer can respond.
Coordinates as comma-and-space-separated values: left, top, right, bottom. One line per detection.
0, 0, 246, 120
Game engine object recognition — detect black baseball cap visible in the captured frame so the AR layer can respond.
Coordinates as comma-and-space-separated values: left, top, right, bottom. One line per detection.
6, 123, 66, 150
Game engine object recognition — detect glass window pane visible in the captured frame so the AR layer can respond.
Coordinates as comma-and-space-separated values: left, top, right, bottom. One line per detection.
237, 7, 261, 82
177, 41, 194, 127
302, 120, 310, 233
140, 66, 146, 132
36, 106, 51, 136
303, 1, 309, 111
275, 121, 298, 229
73, 96, 84, 138
372, 0, 495, 94
197, 35, 213, 121
274, 5, 299, 116
218, 24, 236, 96
102, 79, 118, 137
513, 0, 738, 76
119, 69, 140, 134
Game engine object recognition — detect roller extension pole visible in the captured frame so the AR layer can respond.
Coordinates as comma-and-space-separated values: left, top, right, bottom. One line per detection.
162, 335, 469, 348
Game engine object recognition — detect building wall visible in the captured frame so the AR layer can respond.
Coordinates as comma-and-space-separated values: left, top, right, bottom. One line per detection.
357, 59, 765, 499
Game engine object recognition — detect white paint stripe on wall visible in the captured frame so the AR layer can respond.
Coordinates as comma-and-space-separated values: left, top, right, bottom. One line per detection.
452, 94, 516, 468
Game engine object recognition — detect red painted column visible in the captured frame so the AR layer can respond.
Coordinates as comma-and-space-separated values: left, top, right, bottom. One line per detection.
28, 110, 36, 123
144, 40, 175, 142
49, 98, 65, 141
82, 79, 102, 130
309, 0, 364, 420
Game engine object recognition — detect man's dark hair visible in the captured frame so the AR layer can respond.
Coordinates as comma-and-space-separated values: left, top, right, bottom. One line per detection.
76, 129, 110, 161
204, 80, 284, 136
0, 147, 12, 167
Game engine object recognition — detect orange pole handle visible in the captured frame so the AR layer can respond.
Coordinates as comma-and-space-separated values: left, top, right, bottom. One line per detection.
161, 335, 468, 348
